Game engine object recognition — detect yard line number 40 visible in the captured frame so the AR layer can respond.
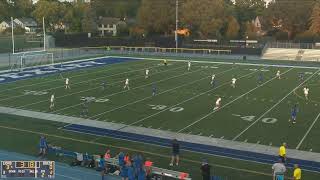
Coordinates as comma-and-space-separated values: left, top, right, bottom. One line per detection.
148, 104, 184, 112
238, 115, 277, 124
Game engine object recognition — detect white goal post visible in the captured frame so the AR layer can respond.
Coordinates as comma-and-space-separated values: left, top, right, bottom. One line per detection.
11, 51, 54, 71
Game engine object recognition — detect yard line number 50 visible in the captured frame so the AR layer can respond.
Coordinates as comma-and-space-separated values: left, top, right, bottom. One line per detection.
148, 104, 184, 112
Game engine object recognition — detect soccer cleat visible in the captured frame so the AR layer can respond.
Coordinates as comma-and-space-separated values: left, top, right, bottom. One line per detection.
169, 163, 173, 166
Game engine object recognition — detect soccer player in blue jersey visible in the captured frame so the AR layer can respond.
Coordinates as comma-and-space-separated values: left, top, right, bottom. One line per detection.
289, 104, 298, 124
258, 72, 263, 85
298, 72, 304, 82
152, 84, 157, 96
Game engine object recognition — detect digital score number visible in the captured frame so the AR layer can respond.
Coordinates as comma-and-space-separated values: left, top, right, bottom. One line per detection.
1, 161, 55, 178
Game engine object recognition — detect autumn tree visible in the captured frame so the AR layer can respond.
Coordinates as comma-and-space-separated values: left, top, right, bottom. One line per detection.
225, 16, 240, 39
266, 0, 314, 39
137, 0, 175, 35
309, 2, 320, 34
181, 0, 227, 38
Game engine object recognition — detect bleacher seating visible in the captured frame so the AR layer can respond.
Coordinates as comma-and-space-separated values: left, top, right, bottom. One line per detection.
262, 48, 300, 60
301, 49, 320, 61
262, 48, 320, 61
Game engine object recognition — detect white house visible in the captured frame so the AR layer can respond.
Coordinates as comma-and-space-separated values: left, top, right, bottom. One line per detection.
14, 18, 38, 33
0, 20, 19, 32
97, 17, 126, 36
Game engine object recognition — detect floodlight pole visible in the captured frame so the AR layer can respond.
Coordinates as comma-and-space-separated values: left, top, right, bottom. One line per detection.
43, 17, 46, 51
11, 17, 15, 54
175, 0, 178, 53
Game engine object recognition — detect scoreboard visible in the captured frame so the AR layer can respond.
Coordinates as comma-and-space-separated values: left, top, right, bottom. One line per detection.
1, 161, 55, 178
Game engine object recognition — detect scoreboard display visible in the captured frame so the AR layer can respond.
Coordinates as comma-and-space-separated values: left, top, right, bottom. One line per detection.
1, 161, 55, 178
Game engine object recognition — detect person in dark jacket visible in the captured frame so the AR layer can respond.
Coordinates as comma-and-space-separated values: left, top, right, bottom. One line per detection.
170, 139, 180, 166
201, 159, 211, 180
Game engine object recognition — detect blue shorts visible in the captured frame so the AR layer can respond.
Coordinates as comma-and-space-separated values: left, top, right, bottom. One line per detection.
172, 151, 179, 156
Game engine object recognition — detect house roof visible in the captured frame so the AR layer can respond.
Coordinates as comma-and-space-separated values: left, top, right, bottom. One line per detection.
98, 17, 123, 25
15, 18, 37, 27
0, 20, 19, 27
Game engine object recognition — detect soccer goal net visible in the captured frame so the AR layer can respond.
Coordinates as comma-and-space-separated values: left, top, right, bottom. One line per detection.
11, 51, 54, 71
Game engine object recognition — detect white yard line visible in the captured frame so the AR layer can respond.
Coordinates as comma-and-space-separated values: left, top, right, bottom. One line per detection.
0, 60, 154, 94
0, 62, 173, 102
177, 68, 294, 133
12, 65, 186, 110
111, 55, 320, 69
90, 65, 231, 120
296, 112, 320, 149
117, 67, 257, 130
232, 69, 320, 141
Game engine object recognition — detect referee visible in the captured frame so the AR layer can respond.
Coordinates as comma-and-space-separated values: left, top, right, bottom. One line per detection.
279, 143, 287, 163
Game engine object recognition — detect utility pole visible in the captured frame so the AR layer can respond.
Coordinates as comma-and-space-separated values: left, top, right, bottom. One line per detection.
175, 0, 178, 53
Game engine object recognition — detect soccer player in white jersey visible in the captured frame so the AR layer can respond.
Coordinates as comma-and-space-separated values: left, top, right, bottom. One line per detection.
65, 78, 70, 89
231, 77, 237, 88
276, 70, 281, 79
50, 94, 55, 110
214, 97, 222, 110
303, 87, 309, 100
211, 74, 216, 87
188, 61, 191, 71
145, 69, 149, 79
123, 78, 130, 90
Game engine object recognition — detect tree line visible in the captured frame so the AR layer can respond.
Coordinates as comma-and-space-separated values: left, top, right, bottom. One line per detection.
1, 0, 320, 40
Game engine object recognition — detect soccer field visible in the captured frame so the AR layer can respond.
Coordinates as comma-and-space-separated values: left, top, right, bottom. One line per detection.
0, 56, 320, 154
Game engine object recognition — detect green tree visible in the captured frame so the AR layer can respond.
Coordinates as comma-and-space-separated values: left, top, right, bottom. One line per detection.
0, 0, 10, 20
225, 16, 240, 39
181, 0, 227, 38
81, 6, 96, 33
309, 2, 320, 35
92, 0, 141, 18
234, 0, 265, 38
266, 0, 314, 39
11, 0, 34, 17
32, 0, 66, 31
137, 0, 175, 35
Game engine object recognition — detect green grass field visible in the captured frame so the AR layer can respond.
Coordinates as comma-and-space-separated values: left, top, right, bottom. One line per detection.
0, 56, 320, 179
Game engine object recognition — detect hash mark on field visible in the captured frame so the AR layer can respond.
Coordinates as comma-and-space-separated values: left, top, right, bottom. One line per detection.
310, 149, 313, 152
188, 131, 192, 134
232, 114, 241, 117
139, 124, 143, 127
257, 141, 260, 144
244, 139, 248, 142
220, 136, 224, 139
269, 142, 272, 146
157, 127, 161, 130
209, 134, 214, 138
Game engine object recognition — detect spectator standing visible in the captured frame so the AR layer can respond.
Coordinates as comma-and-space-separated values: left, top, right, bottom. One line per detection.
138, 166, 146, 180
279, 143, 287, 163
293, 164, 302, 180
118, 151, 125, 167
104, 149, 111, 160
272, 159, 286, 180
38, 136, 48, 158
170, 139, 180, 166
145, 159, 153, 180
97, 155, 107, 180
127, 161, 135, 180
120, 162, 128, 180
200, 159, 211, 180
